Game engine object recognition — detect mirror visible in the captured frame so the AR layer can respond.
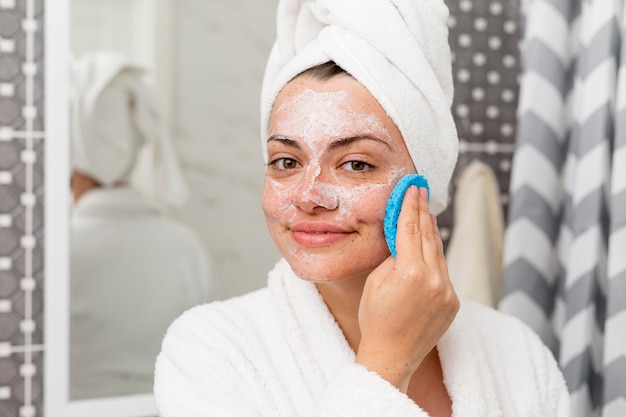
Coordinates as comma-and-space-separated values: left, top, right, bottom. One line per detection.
45, 0, 281, 415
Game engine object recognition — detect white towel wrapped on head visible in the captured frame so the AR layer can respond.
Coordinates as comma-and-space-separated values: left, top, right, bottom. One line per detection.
260, 0, 459, 214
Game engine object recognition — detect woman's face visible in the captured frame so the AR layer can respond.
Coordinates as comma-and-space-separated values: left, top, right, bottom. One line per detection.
262, 74, 415, 283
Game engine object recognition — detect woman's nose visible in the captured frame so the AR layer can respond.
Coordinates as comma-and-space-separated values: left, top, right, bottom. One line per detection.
294, 167, 338, 212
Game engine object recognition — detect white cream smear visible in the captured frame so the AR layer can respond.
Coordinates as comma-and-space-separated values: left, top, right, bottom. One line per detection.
268, 88, 408, 224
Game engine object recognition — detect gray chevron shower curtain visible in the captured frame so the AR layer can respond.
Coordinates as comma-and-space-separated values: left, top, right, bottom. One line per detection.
499, 1, 626, 416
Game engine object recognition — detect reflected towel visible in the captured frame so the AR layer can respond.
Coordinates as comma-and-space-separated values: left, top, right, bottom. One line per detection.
71, 51, 189, 207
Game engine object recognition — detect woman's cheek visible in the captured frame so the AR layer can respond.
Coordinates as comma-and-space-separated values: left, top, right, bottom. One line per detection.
340, 168, 410, 224
262, 178, 297, 223
333, 183, 391, 223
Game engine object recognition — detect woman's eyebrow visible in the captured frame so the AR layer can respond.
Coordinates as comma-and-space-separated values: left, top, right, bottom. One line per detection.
328, 135, 393, 151
267, 135, 301, 149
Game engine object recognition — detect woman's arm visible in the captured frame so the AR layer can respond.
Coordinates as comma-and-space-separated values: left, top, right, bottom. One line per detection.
355, 185, 460, 392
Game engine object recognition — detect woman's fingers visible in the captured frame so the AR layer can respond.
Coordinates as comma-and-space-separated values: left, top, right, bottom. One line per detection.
431, 214, 449, 273
416, 187, 439, 264
394, 186, 440, 268
430, 214, 445, 257
393, 185, 422, 266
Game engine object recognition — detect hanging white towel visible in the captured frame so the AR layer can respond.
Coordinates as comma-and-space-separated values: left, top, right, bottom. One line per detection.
446, 160, 505, 308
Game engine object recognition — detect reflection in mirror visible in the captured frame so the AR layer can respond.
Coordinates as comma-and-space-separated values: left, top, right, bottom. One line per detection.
68, 51, 214, 400
68, 37, 197, 407
65, 0, 280, 407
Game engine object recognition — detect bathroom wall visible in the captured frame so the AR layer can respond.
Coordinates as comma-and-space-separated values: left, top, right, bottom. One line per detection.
0, 0, 45, 416
171, 0, 281, 300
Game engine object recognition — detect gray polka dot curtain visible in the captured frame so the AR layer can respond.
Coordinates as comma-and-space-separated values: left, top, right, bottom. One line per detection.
440, 0, 521, 248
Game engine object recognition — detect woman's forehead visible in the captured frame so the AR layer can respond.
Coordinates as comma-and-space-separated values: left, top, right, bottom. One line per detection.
270, 77, 397, 142
266, 76, 416, 174
274, 74, 366, 108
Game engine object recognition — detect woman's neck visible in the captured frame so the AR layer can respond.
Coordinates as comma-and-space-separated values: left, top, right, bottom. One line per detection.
315, 276, 367, 352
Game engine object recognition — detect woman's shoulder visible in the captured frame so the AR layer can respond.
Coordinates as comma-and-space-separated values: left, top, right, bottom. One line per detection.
459, 298, 556, 360
462, 299, 539, 337
154, 287, 283, 414
461, 298, 521, 323
441, 300, 569, 416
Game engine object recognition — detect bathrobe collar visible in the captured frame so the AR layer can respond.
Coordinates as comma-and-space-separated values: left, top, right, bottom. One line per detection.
267, 258, 504, 416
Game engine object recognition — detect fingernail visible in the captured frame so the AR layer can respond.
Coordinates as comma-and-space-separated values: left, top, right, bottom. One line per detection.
430, 214, 437, 225
419, 187, 428, 201
410, 185, 419, 199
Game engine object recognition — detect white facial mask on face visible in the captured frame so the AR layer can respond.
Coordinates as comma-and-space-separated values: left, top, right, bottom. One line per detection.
267, 88, 409, 222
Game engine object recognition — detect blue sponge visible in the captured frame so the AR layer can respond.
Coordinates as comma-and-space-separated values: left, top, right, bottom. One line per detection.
383, 174, 430, 258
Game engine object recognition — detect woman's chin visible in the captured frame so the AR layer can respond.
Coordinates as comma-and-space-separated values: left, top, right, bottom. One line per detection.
291, 266, 339, 282
279, 240, 390, 283
286, 256, 373, 284
287, 259, 346, 282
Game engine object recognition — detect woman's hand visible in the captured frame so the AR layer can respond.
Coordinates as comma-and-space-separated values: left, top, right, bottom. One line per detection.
355, 186, 460, 393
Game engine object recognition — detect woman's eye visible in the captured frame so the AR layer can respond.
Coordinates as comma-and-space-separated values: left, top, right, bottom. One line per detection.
272, 158, 301, 170
343, 161, 371, 171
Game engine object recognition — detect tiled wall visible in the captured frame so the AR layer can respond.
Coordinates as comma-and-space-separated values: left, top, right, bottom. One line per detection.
439, 0, 521, 246
0, 0, 45, 416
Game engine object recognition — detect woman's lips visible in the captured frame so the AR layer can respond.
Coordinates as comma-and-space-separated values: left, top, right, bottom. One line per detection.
291, 223, 354, 247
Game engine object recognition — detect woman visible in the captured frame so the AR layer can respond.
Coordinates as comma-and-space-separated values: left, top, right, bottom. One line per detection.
155, 0, 569, 415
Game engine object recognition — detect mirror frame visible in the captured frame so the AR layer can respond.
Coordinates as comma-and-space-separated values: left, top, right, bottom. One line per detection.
44, 0, 160, 415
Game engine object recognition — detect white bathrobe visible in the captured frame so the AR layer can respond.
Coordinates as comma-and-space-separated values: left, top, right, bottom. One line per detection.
71, 187, 213, 399
155, 258, 569, 416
